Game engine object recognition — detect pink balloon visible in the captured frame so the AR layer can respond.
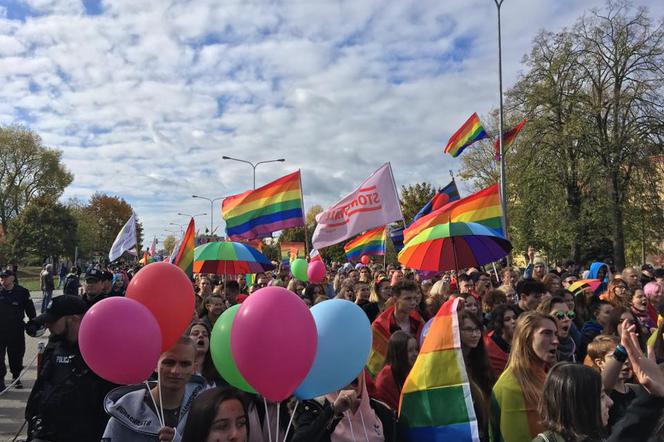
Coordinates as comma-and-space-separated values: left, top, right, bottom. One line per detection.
307, 260, 326, 283
231, 287, 317, 401
80, 297, 162, 385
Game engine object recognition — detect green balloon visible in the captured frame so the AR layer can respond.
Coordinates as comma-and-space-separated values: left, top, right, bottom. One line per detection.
210, 305, 256, 393
291, 258, 309, 282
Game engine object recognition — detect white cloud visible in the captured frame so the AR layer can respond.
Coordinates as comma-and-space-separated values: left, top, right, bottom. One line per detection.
0, 0, 660, 244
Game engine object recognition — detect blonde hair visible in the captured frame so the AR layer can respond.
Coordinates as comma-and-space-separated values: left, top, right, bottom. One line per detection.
430, 280, 450, 299
505, 312, 555, 407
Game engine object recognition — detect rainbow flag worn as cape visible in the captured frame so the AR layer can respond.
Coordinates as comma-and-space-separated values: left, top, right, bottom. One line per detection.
443, 113, 488, 158
222, 171, 304, 241
173, 218, 195, 277
344, 226, 386, 261
494, 118, 527, 160
399, 297, 480, 441
404, 184, 503, 243
490, 368, 544, 441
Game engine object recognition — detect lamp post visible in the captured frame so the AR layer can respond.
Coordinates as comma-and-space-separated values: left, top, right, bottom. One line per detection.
191, 196, 226, 235
177, 212, 207, 224
222, 156, 286, 189
169, 222, 184, 234
494, 0, 509, 238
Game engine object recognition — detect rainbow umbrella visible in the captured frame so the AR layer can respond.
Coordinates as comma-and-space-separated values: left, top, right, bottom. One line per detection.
194, 241, 275, 274
568, 279, 601, 296
398, 221, 512, 272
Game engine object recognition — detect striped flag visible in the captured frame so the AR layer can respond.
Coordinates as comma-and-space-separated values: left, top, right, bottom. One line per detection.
412, 180, 461, 223
344, 226, 386, 262
173, 218, 195, 278
443, 113, 488, 158
494, 118, 527, 160
399, 297, 480, 441
389, 225, 405, 252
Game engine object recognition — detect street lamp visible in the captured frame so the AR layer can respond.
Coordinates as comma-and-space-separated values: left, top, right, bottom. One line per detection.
169, 222, 184, 234
222, 155, 286, 189
192, 195, 226, 235
177, 212, 207, 219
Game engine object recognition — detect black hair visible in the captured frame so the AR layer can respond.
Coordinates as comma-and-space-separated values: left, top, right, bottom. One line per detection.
516, 278, 546, 297
489, 304, 518, 337
384, 331, 416, 391
181, 387, 249, 442
186, 321, 224, 386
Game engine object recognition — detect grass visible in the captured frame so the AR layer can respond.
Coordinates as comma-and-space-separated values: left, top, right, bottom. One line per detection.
15, 266, 47, 292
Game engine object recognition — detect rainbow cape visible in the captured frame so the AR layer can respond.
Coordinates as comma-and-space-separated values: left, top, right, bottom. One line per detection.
173, 218, 195, 277
494, 118, 527, 160
344, 226, 386, 261
443, 113, 488, 157
399, 297, 480, 441
404, 184, 503, 244
490, 368, 543, 442
222, 171, 304, 241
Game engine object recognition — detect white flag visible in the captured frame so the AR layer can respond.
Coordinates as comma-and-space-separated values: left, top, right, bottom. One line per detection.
108, 214, 138, 262
312, 163, 404, 249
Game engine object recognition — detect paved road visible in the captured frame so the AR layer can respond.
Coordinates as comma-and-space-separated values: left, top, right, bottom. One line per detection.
0, 291, 57, 442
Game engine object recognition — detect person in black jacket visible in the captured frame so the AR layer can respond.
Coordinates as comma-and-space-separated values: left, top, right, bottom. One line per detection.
0, 269, 36, 390
25, 295, 115, 442
291, 371, 396, 442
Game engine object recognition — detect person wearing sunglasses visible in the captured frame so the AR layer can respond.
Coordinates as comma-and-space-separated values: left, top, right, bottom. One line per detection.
537, 296, 576, 362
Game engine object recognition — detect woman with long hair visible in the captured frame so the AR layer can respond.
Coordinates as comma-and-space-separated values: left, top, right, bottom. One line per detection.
629, 287, 655, 333
362, 277, 392, 323
490, 312, 558, 442
603, 307, 648, 353
460, 311, 495, 441
485, 304, 518, 376
604, 279, 630, 309
335, 279, 355, 301
373, 331, 418, 411
182, 386, 249, 442
187, 321, 224, 387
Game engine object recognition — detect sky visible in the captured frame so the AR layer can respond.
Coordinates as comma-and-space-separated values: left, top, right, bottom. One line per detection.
0, 0, 661, 247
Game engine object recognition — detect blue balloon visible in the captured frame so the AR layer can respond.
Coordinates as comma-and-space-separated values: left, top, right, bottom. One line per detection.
294, 300, 372, 400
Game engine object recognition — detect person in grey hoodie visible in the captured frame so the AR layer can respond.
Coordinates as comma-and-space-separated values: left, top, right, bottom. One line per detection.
102, 336, 206, 442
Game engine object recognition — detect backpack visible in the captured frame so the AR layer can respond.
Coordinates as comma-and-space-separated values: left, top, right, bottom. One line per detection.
63, 275, 79, 296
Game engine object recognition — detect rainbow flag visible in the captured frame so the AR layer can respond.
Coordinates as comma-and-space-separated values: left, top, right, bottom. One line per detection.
280, 241, 306, 261
344, 226, 386, 261
399, 297, 480, 441
494, 118, 527, 160
173, 218, 195, 277
222, 171, 304, 241
412, 180, 461, 223
404, 184, 503, 244
443, 113, 488, 158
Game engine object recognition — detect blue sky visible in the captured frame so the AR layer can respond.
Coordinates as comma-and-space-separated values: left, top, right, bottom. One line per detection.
0, 0, 661, 246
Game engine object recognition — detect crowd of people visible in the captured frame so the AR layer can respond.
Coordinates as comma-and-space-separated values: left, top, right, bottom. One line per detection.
1, 250, 664, 441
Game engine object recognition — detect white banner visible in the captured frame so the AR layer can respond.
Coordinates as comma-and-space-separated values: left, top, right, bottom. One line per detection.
312, 163, 403, 249
108, 214, 138, 262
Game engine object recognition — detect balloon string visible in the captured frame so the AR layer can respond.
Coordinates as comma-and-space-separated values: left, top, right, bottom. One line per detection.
264, 397, 273, 442
145, 381, 164, 427
359, 410, 370, 442
283, 401, 299, 442
158, 369, 165, 428
347, 412, 357, 442
276, 401, 281, 441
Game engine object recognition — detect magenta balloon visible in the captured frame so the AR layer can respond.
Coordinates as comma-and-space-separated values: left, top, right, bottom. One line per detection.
79, 297, 162, 385
307, 260, 326, 283
231, 287, 317, 401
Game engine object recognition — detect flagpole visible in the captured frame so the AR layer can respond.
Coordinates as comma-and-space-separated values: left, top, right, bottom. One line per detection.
494, 0, 508, 240
133, 212, 140, 262
297, 170, 310, 256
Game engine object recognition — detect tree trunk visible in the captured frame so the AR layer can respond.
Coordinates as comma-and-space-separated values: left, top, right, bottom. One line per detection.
611, 176, 626, 271
566, 182, 582, 263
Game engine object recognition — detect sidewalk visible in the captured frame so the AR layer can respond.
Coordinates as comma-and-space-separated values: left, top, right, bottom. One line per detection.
0, 290, 58, 442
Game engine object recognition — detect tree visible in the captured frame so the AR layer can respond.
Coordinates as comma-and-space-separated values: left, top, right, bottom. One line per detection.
7, 196, 77, 263
573, 2, 664, 269
399, 182, 435, 223
0, 125, 73, 233
163, 235, 177, 255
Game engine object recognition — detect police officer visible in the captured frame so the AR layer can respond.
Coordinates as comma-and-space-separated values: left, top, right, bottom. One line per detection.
25, 295, 115, 441
82, 268, 107, 309
0, 269, 36, 390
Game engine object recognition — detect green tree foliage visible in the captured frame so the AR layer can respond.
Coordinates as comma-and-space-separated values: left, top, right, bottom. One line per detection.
7, 196, 77, 262
399, 182, 435, 224
0, 125, 73, 233
163, 235, 177, 255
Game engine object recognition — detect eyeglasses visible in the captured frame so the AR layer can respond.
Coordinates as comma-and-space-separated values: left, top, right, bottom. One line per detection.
552, 310, 576, 320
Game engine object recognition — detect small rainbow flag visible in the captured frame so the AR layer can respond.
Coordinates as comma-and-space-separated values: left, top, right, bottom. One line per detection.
399, 297, 480, 441
494, 118, 527, 160
344, 226, 386, 261
280, 241, 306, 261
173, 218, 195, 277
222, 171, 304, 241
404, 184, 503, 244
444, 113, 488, 158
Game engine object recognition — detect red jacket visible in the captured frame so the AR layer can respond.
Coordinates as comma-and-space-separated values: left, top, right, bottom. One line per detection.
373, 364, 400, 411
484, 330, 509, 376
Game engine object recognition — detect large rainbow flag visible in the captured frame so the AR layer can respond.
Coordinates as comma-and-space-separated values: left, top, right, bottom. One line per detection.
403, 184, 503, 244
222, 171, 304, 241
344, 226, 385, 261
399, 297, 480, 441
494, 118, 527, 160
443, 113, 488, 158
173, 218, 195, 277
